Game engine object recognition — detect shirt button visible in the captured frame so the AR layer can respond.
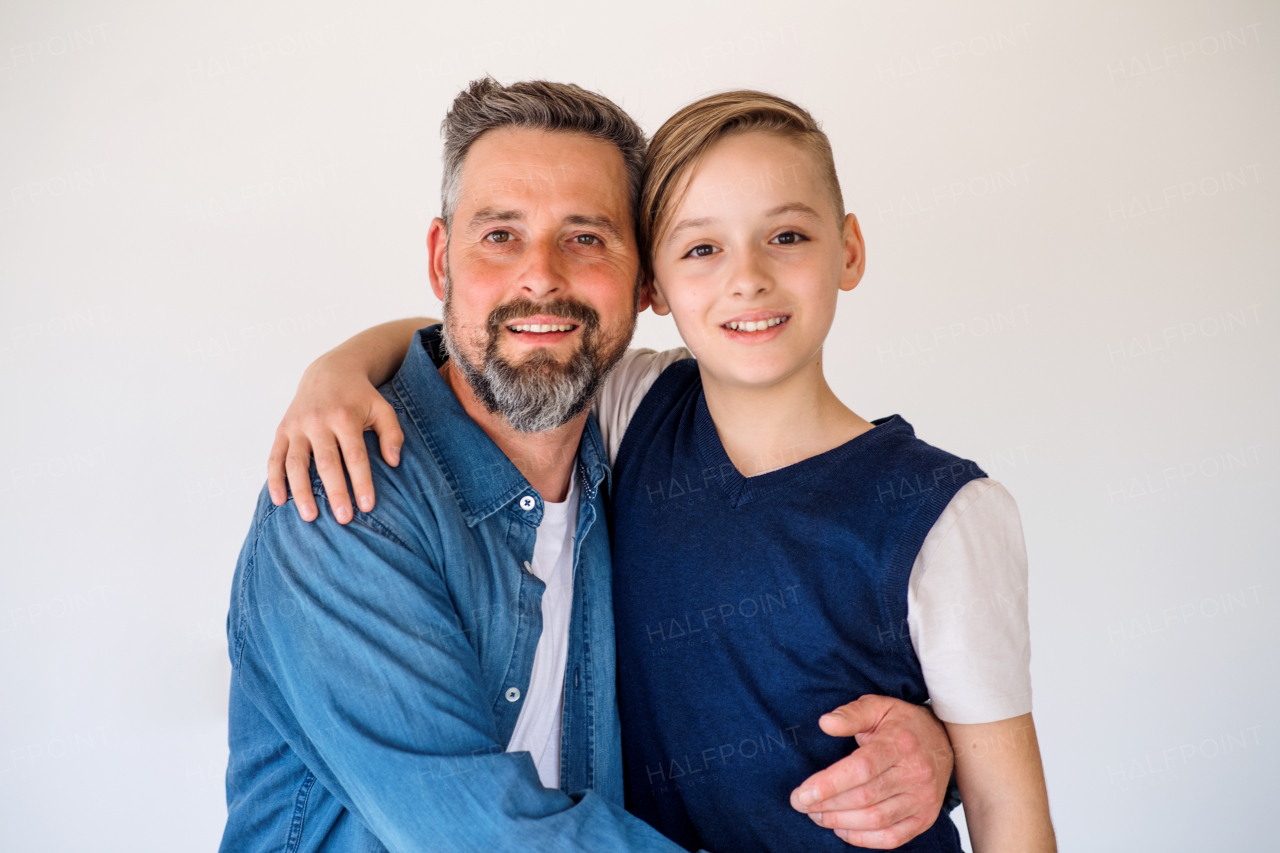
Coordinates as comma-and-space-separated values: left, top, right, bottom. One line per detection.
505, 687, 521, 702
519, 496, 536, 511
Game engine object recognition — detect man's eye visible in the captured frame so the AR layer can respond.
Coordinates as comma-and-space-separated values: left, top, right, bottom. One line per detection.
772, 231, 807, 245
486, 231, 512, 243
683, 244, 718, 259
574, 234, 600, 246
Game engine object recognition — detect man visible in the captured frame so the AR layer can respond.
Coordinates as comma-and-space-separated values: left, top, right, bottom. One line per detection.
224, 78, 953, 852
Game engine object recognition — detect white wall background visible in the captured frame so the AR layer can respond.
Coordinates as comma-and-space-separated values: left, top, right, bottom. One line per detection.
1, 0, 1276, 850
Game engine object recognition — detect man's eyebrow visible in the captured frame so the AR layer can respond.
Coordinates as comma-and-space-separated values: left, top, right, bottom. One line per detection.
764, 202, 824, 220
564, 214, 625, 242
664, 217, 714, 246
467, 208, 524, 227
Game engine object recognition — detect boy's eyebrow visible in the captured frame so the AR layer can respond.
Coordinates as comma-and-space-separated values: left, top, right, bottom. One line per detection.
664, 217, 713, 246
665, 203, 826, 246
764, 202, 824, 220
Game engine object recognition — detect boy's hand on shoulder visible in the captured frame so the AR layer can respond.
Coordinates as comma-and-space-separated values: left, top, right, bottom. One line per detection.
267, 351, 403, 525
789, 695, 952, 849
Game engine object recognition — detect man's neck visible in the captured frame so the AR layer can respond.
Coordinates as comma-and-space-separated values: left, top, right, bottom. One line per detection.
440, 361, 585, 503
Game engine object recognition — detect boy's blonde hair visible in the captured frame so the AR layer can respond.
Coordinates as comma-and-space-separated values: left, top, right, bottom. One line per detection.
640, 90, 844, 276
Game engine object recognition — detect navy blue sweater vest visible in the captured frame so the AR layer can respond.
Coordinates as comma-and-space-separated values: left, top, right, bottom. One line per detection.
611, 360, 985, 853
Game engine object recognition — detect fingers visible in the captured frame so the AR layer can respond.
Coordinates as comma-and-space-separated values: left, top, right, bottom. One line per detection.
791, 736, 901, 810
284, 437, 319, 522
832, 813, 931, 850
267, 431, 291, 505
313, 433, 354, 524
370, 398, 404, 468
807, 791, 916, 833
337, 428, 376, 516
818, 694, 892, 738
270, 398, 400, 523
801, 760, 900, 813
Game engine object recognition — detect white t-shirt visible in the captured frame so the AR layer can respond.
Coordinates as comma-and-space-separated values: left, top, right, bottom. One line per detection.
594, 348, 1033, 725
505, 471, 579, 788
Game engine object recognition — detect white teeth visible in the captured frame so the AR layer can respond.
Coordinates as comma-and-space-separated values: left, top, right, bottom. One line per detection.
509, 323, 575, 333
726, 317, 788, 332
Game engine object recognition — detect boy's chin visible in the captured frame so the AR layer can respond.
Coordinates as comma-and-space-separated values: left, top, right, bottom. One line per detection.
700, 357, 800, 391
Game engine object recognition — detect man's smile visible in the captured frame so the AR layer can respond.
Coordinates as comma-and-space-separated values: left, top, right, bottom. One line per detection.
504, 314, 582, 340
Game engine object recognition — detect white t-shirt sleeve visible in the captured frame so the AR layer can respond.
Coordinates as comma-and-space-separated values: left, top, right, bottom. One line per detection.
906, 478, 1033, 725
594, 347, 693, 466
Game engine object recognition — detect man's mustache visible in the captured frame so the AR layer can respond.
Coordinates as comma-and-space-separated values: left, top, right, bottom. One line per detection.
484, 298, 600, 335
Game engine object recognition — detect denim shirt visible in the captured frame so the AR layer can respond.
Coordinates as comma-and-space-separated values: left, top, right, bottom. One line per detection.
221, 326, 685, 853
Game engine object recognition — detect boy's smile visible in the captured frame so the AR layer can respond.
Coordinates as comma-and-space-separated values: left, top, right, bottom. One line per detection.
720, 310, 792, 343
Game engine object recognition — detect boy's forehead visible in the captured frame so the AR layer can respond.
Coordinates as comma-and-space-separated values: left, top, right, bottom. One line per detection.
678, 132, 829, 217
456, 128, 629, 218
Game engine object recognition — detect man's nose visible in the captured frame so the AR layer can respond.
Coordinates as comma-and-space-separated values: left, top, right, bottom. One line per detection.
516, 238, 568, 300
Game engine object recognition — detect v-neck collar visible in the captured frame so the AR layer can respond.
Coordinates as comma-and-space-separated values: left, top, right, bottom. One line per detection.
692, 388, 908, 508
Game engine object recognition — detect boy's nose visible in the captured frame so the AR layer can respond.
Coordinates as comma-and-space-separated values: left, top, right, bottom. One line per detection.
729, 249, 775, 298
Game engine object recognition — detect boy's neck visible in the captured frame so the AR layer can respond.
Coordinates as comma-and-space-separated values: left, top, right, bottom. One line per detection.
699, 351, 873, 478
440, 361, 584, 503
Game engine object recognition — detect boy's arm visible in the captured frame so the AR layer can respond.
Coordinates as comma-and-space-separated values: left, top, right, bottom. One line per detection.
268, 317, 434, 523
946, 713, 1056, 852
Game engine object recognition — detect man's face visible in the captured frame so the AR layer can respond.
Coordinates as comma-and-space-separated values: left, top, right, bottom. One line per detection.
429, 127, 641, 432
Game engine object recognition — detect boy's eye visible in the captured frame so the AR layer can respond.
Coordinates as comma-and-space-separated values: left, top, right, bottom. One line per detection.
771, 231, 807, 245
683, 244, 718, 259
485, 230, 512, 244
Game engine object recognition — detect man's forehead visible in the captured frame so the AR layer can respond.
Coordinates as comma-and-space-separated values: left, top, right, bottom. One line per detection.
465, 129, 624, 184
456, 129, 628, 212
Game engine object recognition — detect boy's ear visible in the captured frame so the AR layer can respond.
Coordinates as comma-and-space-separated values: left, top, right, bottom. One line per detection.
839, 213, 866, 293
427, 218, 448, 301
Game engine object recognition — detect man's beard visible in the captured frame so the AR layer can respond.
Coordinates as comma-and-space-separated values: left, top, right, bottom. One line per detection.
440, 274, 634, 433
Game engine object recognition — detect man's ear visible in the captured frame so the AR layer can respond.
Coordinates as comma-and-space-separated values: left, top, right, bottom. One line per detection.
839, 213, 866, 293
644, 273, 672, 316
427, 218, 448, 301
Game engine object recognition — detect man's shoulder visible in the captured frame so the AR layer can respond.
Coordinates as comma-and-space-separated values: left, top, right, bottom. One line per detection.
229, 468, 447, 660
236, 408, 449, 599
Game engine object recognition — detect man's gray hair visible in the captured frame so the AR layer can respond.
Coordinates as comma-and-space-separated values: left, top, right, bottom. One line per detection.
440, 77, 647, 227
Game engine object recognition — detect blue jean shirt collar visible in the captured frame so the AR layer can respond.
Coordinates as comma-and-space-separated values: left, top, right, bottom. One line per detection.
394, 325, 610, 526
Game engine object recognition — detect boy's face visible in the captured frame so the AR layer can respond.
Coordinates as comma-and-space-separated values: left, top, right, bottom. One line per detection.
649, 131, 865, 391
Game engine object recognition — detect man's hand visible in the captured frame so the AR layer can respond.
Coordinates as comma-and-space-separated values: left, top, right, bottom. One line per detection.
789, 695, 953, 849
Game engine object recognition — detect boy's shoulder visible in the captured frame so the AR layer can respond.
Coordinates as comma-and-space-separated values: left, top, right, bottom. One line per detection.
861, 416, 986, 507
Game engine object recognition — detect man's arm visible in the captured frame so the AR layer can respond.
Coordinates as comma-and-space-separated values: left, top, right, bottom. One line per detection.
268, 317, 432, 522
235, 495, 685, 853
790, 695, 955, 848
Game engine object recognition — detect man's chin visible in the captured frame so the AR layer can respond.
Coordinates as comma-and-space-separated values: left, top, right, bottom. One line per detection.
495, 341, 580, 372
499, 335, 578, 359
